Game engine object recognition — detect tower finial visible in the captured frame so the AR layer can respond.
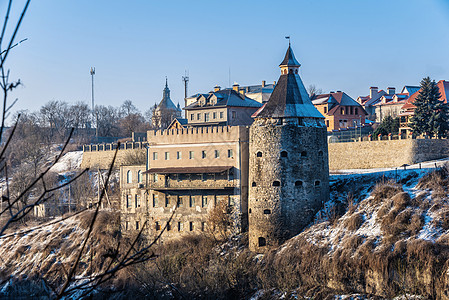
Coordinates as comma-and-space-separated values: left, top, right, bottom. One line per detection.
165, 76, 168, 88
285, 36, 291, 47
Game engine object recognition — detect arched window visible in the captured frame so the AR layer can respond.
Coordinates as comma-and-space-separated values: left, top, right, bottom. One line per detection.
273, 181, 280, 187
263, 209, 271, 214
301, 151, 307, 157
137, 170, 142, 183
318, 151, 323, 156
258, 237, 266, 247
295, 180, 303, 187
280, 151, 288, 158
256, 151, 262, 157
295, 69, 298, 74
315, 180, 321, 186
252, 182, 257, 187
126, 170, 132, 183
249, 208, 252, 213
289, 69, 293, 74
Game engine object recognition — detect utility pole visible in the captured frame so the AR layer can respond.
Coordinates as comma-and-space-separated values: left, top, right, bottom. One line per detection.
90, 67, 97, 140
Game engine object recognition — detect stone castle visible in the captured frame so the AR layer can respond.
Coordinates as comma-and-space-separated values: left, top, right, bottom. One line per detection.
118, 45, 329, 252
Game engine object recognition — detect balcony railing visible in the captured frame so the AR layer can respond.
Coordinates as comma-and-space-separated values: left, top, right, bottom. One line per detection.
147, 179, 238, 190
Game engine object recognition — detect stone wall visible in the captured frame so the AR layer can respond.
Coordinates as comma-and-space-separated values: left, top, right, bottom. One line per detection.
328, 139, 449, 170
248, 119, 329, 252
81, 144, 146, 169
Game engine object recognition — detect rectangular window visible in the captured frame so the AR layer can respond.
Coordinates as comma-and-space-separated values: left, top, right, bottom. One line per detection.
155, 221, 161, 230
189, 221, 194, 231
205, 113, 210, 122
165, 152, 169, 160
355, 107, 358, 115
214, 150, 219, 158
135, 194, 140, 208
220, 111, 224, 119
167, 222, 171, 231
125, 221, 129, 230
189, 196, 195, 207
350, 107, 353, 114
228, 149, 233, 158
165, 196, 169, 207
340, 108, 344, 115
177, 151, 181, 159
152, 194, 158, 207
232, 111, 236, 120
126, 195, 131, 208
326, 120, 329, 127
201, 222, 205, 232
324, 107, 327, 113
153, 174, 158, 182
197, 113, 201, 120
177, 197, 183, 207
178, 222, 183, 231
153, 152, 158, 160
213, 112, 216, 119
202, 150, 206, 159
190, 114, 194, 121
136, 221, 140, 230
189, 151, 194, 159
202, 195, 208, 207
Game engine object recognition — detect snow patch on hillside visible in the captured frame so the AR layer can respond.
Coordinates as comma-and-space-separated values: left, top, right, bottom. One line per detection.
49, 151, 83, 174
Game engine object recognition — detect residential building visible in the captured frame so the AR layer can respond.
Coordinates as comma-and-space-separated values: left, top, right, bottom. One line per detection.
312, 91, 367, 131
183, 86, 262, 127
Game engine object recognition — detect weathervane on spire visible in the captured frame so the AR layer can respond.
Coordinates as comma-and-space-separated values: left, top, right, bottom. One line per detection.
285, 36, 291, 46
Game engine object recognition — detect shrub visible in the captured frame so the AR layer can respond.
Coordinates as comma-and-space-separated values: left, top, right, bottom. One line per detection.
371, 180, 403, 203
344, 213, 364, 231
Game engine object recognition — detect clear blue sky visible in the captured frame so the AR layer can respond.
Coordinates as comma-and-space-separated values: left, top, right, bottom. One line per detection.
4, 0, 449, 120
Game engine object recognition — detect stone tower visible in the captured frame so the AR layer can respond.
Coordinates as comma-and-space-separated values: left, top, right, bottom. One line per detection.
248, 45, 329, 252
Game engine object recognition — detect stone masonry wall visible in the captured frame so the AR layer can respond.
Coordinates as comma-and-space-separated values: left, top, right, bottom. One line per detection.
328, 139, 449, 170
248, 119, 329, 252
81, 148, 146, 169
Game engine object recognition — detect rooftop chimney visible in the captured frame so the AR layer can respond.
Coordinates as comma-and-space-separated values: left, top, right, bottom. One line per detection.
387, 87, 395, 95
262, 80, 266, 87
232, 83, 239, 92
370, 86, 378, 99
214, 85, 221, 92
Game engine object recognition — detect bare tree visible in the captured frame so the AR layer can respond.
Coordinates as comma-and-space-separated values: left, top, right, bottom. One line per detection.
307, 84, 323, 99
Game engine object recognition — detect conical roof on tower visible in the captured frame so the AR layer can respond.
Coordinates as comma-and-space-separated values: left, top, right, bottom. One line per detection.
253, 46, 324, 119
279, 45, 301, 67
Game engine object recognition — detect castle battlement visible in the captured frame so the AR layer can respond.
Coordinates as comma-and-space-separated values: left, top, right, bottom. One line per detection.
83, 141, 148, 152
147, 125, 249, 144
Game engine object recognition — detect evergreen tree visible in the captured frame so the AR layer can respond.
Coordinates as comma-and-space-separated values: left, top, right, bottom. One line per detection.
410, 77, 449, 138
374, 116, 399, 136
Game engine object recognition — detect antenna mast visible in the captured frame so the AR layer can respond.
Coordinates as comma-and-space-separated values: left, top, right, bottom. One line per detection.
90, 67, 97, 139
182, 70, 189, 100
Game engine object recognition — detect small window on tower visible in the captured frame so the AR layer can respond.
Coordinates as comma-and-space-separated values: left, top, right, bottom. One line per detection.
281, 151, 288, 158
301, 151, 307, 157
318, 151, 323, 156
258, 237, 266, 247
315, 180, 321, 186
263, 209, 271, 214
295, 181, 303, 187
256, 151, 262, 157
273, 181, 280, 187
252, 182, 256, 187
